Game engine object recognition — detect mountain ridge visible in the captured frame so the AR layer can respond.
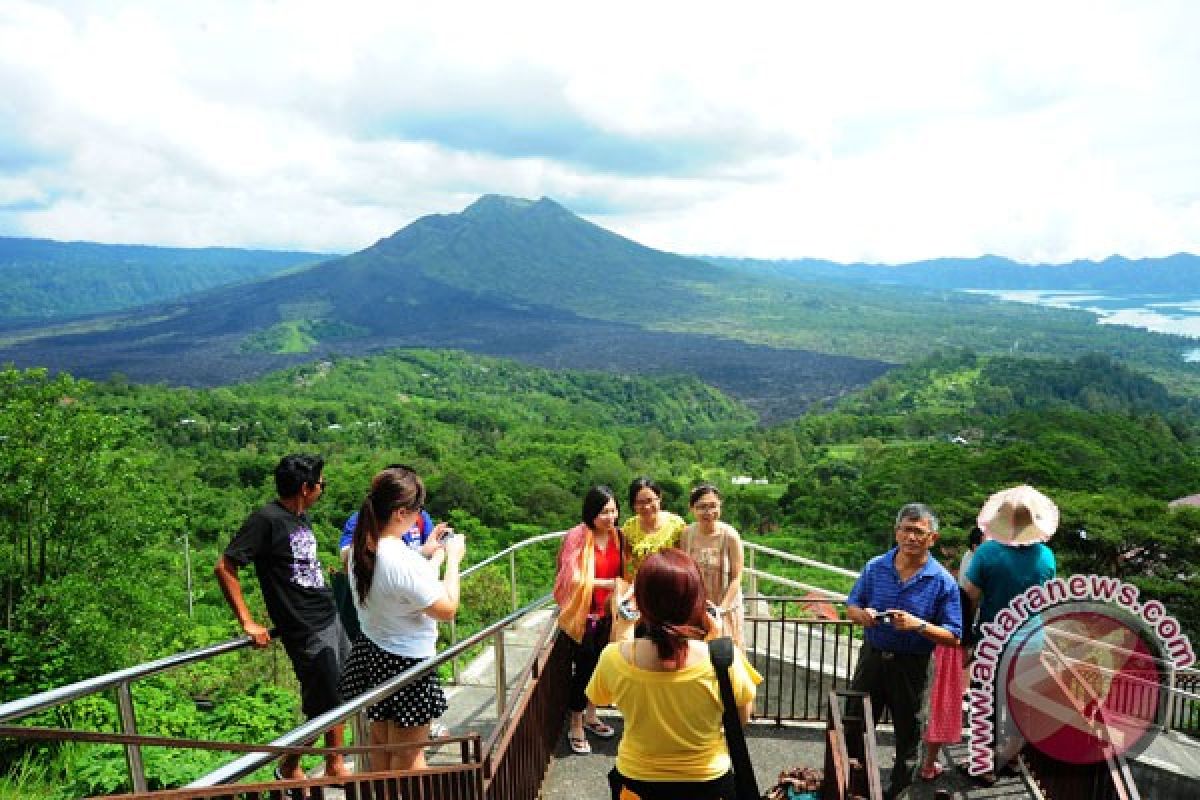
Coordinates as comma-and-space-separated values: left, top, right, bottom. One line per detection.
0, 236, 332, 322
0, 196, 891, 422
711, 252, 1200, 293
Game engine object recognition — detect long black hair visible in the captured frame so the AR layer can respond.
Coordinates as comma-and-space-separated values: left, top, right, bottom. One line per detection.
351, 466, 426, 605
582, 485, 618, 530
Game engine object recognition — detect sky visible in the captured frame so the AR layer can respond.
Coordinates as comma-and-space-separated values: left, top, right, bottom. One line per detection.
1, 1, 1199, 264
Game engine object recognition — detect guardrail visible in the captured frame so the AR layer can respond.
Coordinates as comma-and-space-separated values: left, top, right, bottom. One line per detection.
9, 525, 1191, 799
187, 594, 554, 788
745, 596, 858, 723
0, 631, 268, 793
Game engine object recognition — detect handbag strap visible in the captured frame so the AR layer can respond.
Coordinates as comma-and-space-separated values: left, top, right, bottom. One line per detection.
708, 637, 760, 800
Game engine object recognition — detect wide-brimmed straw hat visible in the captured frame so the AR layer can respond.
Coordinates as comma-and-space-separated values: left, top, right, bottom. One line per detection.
977, 484, 1059, 546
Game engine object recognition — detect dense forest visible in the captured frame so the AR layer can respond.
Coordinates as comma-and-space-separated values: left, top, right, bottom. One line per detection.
1, 347, 1198, 797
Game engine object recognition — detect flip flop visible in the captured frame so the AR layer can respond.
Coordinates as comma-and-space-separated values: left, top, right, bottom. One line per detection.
918, 762, 946, 781
582, 719, 616, 738
567, 733, 592, 754
956, 762, 997, 787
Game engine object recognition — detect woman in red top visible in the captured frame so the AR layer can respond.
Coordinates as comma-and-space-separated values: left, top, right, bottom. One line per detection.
553, 485, 624, 754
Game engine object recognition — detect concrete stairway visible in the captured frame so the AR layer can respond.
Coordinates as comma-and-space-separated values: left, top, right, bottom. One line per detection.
431, 608, 558, 756
307, 608, 558, 784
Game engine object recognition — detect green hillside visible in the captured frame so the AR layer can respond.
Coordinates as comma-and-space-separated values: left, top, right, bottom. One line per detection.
0, 237, 331, 322
2, 346, 1198, 796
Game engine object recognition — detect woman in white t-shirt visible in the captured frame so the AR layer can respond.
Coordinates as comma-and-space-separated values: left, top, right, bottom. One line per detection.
337, 466, 465, 772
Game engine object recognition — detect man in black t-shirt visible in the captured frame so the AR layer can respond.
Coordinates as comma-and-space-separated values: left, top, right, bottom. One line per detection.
215, 454, 351, 781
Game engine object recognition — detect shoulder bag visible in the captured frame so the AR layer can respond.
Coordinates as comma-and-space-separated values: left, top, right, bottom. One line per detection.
709, 636, 760, 800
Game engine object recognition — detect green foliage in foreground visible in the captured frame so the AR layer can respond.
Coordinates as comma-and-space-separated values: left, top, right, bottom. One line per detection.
1, 346, 1198, 795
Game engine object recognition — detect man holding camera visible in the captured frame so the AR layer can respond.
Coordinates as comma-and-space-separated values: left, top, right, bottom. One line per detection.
845, 503, 962, 799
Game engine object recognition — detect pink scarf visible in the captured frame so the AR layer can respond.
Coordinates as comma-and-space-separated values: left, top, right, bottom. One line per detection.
554, 523, 594, 643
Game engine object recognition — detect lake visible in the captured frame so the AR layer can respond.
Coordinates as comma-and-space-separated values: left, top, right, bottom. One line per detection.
965, 290, 1200, 362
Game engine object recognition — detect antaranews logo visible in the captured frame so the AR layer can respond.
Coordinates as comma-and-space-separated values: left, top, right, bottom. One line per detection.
968, 574, 1196, 775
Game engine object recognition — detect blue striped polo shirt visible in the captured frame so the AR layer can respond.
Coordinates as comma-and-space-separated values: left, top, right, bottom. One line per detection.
848, 547, 962, 655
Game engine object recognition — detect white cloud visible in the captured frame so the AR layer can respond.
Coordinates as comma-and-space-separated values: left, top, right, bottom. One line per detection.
1, 0, 1199, 262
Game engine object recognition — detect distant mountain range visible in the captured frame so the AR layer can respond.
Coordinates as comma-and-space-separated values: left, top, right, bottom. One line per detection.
711, 253, 1200, 294
2, 196, 1197, 419
0, 197, 893, 422
0, 238, 330, 322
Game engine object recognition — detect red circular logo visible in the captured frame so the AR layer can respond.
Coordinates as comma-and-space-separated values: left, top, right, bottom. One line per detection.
1004, 608, 1162, 765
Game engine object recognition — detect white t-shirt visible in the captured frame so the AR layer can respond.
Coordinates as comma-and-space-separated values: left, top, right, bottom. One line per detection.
350, 536, 443, 658
958, 548, 975, 589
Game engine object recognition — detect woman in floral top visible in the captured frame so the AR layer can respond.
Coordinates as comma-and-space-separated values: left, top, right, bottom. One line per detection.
622, 477, 686, 582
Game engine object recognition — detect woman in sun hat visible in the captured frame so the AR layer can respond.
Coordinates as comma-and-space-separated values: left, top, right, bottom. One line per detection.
964, 485, 1058, 633
958, 484, 1058, 786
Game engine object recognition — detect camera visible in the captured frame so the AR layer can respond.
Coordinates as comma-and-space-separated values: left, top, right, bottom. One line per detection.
618, 600, 641, 621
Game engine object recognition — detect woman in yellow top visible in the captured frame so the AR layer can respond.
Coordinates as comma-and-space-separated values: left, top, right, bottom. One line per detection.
681, 484, 745, 648
587, 548, 761, 800
622, 477, 686, 581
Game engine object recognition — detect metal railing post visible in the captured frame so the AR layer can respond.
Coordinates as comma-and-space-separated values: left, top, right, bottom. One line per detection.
1164, 665, 1178, 732
451, 618, 461, 684
510, 550, 519, 613
494, 629, 507, 716
354, 710, 371, 772
747, 547, 758, 616
115, 681, 147, 793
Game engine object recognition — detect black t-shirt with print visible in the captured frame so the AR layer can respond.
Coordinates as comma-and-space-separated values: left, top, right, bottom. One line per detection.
224, 500, 336, 637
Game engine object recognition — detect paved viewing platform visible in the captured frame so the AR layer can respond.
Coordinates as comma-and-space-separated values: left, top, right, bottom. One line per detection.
428, 608, 1038, 798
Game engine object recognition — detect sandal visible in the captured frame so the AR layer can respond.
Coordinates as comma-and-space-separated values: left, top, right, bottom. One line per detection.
956, 762, 997, 786
918, 762, 945, 781
568, 733, 591, 754
582, 719, 615, 738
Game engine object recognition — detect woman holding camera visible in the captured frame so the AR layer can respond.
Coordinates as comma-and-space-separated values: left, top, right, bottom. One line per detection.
338, 466, 464, 772
554, 485, 625, 754
587, 548, 760, 799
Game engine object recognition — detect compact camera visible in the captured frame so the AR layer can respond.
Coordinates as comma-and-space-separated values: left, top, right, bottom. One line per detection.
617, 600, 641, 621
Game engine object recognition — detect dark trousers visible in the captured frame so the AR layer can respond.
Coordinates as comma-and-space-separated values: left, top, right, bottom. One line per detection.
846, 640, 931, 794
569, 615, 612, 713
608, 767, 736, 800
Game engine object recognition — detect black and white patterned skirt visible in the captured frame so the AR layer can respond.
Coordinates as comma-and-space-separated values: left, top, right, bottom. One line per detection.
337, 636, 448, 726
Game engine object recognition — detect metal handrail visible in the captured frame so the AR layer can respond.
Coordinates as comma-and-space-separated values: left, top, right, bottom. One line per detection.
187, 593, 555, 788
744, 539, 859, 603
448, 530, 568, 682
0, 632, 266, 723
0, 529, 878, 795
744, 540, 861, 579
460, 530, 567, 579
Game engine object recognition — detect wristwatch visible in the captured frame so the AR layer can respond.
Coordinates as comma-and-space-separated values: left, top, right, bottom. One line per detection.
916, 621, 928, 635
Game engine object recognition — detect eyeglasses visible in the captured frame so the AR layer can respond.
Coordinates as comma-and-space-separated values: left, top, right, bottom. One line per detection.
694, 503, 720, 512
898, 525, 933, 539
634, 497, 659, 508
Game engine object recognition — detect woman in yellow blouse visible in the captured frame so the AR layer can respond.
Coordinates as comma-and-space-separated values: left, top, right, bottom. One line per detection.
587, 548, 760, 799
622, 477, 686, 582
